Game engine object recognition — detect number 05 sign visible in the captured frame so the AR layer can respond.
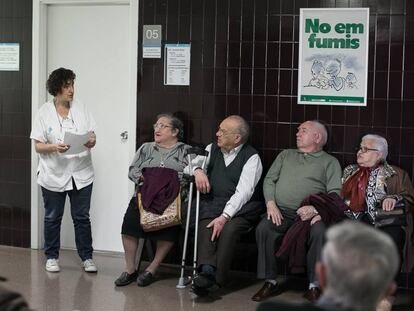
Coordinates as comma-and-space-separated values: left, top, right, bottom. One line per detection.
143, 25, 162, 58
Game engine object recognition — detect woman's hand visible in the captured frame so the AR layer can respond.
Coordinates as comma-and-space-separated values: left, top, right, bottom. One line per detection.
84, 132, 96, 148
267, 201, 283, 226
382, 198, 397, 211
56, 143, 70, 153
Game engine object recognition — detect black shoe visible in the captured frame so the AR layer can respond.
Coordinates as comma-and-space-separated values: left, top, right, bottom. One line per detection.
137, 271, 154, 287
193, 272, 216, 289
114, 271, 138, 286
251, 282, 281, 302
191, 284, 209, 297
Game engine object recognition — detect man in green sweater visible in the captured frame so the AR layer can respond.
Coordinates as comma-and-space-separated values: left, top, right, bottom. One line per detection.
251, 120, 342, 303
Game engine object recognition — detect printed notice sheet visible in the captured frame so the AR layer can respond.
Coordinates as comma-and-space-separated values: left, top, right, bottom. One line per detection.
63, 131, 92, 155
164, 44, 191, 85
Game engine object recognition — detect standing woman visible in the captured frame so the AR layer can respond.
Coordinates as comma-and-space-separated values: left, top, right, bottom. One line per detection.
30, 68, 98, 273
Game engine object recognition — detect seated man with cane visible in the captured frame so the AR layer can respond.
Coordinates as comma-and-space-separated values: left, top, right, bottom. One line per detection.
186, 115, 263, 295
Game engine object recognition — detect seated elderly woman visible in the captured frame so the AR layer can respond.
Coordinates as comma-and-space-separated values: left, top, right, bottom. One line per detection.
341, 134, 414, 277
114, 113, 190, 287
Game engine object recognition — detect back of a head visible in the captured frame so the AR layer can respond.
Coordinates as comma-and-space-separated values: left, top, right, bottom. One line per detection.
322, 221, 399, 311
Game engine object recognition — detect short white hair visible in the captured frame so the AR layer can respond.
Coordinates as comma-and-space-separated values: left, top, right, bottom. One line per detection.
322, 221, 399, 311
310, 120, 328, 147
362, 134, 388, 160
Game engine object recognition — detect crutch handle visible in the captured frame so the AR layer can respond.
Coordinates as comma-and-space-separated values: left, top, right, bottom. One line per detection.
187, 146, 209, 157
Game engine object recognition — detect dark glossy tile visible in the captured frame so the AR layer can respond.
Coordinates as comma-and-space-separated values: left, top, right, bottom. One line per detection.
227, 95, 240, 116
404, 43, 414, 71
267, 43, 279, 68
279, 70, 292, 95
359, 101, 373, 126
241, 14, 254, 41
241, 42, 253, 67
401, 101, 414, 127
387, 99, 402, 127
229, 17, 241, 40
179, 15, 191, 41
265, 96, 278, 122
304, 105, 318, 121
240, 68, 252, 94
268, 16, 280, 41
278, 96, 292, 122
388, 71, 402, 99
277, 123, 291, 149
254, 42, 266, 67
216, 16, 228, 42
330, 126, 345, 152
227, 68, 240, 94
253, 69, 265, 94
375, 44, 389, 72
215, 68, 227, 93
239, 95, 251, 121
280, 16, 294, 41
291, 100, 304, 123
373, 100, 387, 126
344, 125, 361, 153
386, 127, 402, 156
255, 15, 267, 42
264, 122, 277, 149
266, 69, 278, 95
215, 42, 228, 68
252, 96, 265, 121
374, 71, 388, 99
280, 43, 293, 69
400, 129, 414, 155
403, 72, 414, 99
250, 122, 264, 148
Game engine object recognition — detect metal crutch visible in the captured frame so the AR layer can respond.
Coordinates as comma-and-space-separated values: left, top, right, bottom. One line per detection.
177, 147, 209, 289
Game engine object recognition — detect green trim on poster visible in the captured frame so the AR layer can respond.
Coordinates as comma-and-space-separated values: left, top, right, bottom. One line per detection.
301, 95, 364, 103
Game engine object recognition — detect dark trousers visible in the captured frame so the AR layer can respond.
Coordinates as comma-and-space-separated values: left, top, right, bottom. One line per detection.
197, 217, 251, 285
256, 211, 326, 283
41, 182, 93, 261
379, 225, 405, 278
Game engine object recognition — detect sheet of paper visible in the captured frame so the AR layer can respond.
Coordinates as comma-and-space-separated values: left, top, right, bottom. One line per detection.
63, 131, 91, 155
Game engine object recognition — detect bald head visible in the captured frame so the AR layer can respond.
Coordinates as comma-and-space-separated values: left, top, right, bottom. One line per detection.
296, 120, 328, 152
225, 115, 250, 144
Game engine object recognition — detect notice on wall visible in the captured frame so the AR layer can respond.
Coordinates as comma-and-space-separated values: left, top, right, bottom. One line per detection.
298, 8, 369, 106
164, 44, 191, 86
0, 43, 19, 71
143, 25, 162, 58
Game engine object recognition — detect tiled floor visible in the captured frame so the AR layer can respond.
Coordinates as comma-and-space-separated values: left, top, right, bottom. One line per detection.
0, 246, 413, 311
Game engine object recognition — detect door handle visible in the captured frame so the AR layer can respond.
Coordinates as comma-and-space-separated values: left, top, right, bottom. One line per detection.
120, 131, 128, 141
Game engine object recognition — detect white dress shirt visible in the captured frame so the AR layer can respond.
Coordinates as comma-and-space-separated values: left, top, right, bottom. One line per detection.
30, 99, 96, 192
185, 143, 263, 218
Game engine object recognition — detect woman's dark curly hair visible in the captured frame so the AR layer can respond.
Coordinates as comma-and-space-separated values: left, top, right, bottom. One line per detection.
156, 113, 184, 141
46, 68, 76, 96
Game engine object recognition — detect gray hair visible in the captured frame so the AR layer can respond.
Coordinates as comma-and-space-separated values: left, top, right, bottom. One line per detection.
310, 120, 328, 147
227, 115, 250, 144
361, 134, 388, 160
322, 221, 399, 311
156, 113, 184, 141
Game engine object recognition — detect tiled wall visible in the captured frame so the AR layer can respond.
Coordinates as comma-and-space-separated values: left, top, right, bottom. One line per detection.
0, 0, 32, 247
137, 0, 414, 181
136, 0, 414, 282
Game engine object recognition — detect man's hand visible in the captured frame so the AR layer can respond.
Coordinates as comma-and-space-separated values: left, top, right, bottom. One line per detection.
267, 201, 283, 226
382, 198, 397, 211
84, 132, 96, 149
310, 215, 322, 225
194, 169, 210, 193
207, 215, 228, 241
297, 205, 318, 221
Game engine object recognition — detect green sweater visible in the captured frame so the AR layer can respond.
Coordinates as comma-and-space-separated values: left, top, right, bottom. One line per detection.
263, 149, 342, 211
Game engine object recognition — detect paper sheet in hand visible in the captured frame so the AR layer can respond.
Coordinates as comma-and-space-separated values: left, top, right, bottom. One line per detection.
63, 131, 91, 155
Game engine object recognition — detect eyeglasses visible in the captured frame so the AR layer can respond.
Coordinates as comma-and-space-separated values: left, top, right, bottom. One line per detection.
153, 123, 172, 130
357, 146, 379, 153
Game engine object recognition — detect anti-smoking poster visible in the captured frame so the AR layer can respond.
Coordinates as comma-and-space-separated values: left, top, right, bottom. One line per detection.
298, 8, 369, 106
